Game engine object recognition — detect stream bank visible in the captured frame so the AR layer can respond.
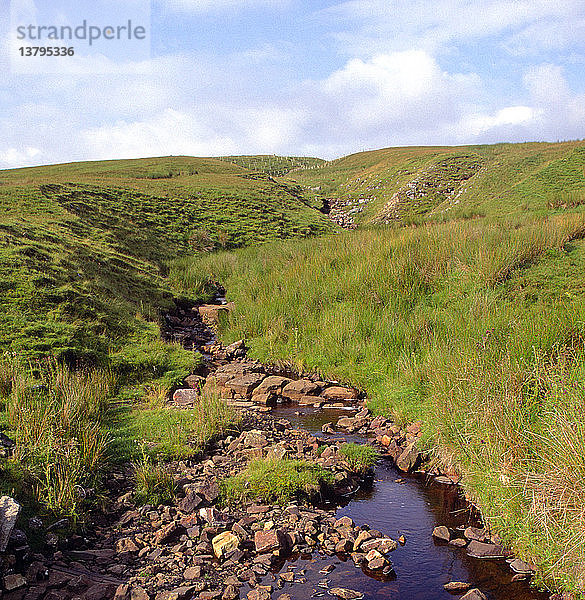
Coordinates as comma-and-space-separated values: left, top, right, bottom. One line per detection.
0, 300, 553, 600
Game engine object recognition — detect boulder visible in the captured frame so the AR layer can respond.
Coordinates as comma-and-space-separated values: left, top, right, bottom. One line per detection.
281, 380, 320, 400
432, 526, 451, 543
172, 388, 199, 406
321, 386, 357, 400
254, 530, 289, 554
395, 443, 420, 472
225, 374, 266, 398
361, 538, 398, 554
466, 540, 506, 559
212, 531, 240, 559
251, 392, 277, 406
198, 304, 231, 325
179, 490, 204, 513
254, 376, 292, 395
115, 537, 140, 554
0, 496, 21, 552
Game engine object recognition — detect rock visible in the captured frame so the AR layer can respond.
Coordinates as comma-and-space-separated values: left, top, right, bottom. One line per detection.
155, 521, 183, 545
266, 444, 288, 461
335, 516, 354, 529
353, 530, 373, 551
243, 431, 268, 449
361, 538, 398, 554
198, 305, 231, 325
173, 389, 199, 406
212, 531, 240, 558
131, 588, 151, 600
222, 585, 239, 600
466, 540, 506, 559
444, 582, 472, 593
365, 549, 388, 570
254, 530, 289, 554
282, 380, 320, 400
115, 537, 140, 554
225, 374, 265, 398
225, 339, 246, 358
463, 527, 488, 541
298, 395, 323, 406
254, 376, 292, 395
114, 584, 130, 600
251, 392, 277, 406
395, 443, 420, 472
449, 538, 468, 548
247, 590, 271, 600
321, 386, 356, 400
334, 539, 353, 554
329, 588, 364, 600
0, 432, 15, 457
460, 590, 487, 600
508, 558, 535, 574
155, 587, 196, 600
184, 566, 202, 580
0, 496, 21, 552
3, 573, 26, 591
199, 482, 220, 504
432, 526, 451, 542
179, 491, 204, 513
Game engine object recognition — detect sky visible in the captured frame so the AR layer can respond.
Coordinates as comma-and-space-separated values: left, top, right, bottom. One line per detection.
1, 0, 585, 168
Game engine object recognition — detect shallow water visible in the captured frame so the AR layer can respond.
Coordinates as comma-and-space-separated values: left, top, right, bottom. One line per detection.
261, 403, 549, 600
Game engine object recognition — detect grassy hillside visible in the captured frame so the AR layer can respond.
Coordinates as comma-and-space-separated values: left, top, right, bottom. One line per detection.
288, 141, 585, 225
175, 210, 585, 595
0, 156, 332, 367
0, 154, 331, 521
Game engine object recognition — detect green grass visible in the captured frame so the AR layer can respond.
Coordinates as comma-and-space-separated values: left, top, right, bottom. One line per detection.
220, 458, 334, 505
0, 156, 332, 368
133, 452, 176, 506
288, 141, 585, 225
116, 391, 241, 460
176, 212, 585, 595
338, 443, 379, 474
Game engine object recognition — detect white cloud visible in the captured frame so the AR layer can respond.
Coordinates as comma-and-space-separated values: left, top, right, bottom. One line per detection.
322, 0, 585, 56
0, 146, 41, 169
81, 108, 239, 158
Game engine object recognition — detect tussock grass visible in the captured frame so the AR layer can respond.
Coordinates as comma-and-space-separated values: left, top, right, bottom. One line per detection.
339, 443, 379, 474
133, 451, 176, 506
175, 213, 585, 594
124, 391, 239, 459
220, 458, 334, 505
4, 359, 114, 518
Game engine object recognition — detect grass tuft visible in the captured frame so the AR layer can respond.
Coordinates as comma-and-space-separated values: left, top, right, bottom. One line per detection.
220, 458, 334, 505
338, 443, 379, 474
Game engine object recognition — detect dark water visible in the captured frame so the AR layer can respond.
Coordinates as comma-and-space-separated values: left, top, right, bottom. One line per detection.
260, 403, 550, 600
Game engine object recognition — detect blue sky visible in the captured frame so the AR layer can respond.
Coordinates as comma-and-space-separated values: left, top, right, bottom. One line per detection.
1, 0, 585, 168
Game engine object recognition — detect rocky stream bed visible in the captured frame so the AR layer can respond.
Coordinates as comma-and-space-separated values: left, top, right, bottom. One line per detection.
0, 300, 559, 600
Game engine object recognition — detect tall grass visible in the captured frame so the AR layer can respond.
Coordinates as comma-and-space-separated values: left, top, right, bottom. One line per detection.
172, 213, 585, 594
126, 389, 240, 459
4, 359, 114, 518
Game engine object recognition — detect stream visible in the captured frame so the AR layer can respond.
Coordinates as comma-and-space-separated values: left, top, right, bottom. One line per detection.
251, 404, 550, 600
